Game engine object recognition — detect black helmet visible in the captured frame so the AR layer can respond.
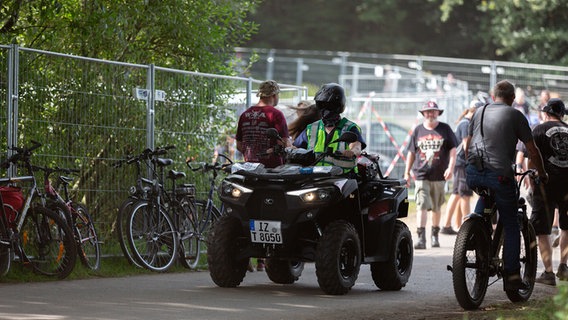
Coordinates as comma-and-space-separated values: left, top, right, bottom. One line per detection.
314, 83, 346, 113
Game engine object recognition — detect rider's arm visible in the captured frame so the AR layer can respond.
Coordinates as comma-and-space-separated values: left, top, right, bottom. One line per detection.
525, 139, 549, 184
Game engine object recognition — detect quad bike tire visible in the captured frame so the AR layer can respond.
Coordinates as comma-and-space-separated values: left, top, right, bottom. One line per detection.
371, 220, 413, 290
266, 259, 305, 284
315, 220, 361, 295
207, 215, 248, 287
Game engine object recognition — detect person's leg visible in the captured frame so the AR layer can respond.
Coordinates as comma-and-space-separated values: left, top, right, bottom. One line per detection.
430, 181, 446, 247
456, 195, 471, 229
441, 193, 458, 233
414, 180, 430, 249
492, 175, 519, 273
557, 202, 568, 280
552, 208, 560, 248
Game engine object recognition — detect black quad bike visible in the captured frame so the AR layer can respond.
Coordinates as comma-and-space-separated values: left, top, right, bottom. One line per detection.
207, 130, 413, 295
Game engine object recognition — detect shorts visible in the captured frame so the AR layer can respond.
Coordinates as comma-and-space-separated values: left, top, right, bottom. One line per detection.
452, 166, 473, 197
530, 181, 568, 235
414, 180, 446, 212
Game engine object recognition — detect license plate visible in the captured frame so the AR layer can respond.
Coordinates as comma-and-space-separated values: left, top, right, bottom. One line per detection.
249, 220, 283, 244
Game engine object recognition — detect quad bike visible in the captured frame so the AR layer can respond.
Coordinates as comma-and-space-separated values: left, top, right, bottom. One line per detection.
207, 129, 413, 295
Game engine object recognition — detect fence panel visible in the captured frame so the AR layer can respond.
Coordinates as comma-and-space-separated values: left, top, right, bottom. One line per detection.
2, 45, 307, 256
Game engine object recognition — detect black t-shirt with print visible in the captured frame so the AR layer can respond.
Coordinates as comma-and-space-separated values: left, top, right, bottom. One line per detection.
409, 122, 458, 181
532, 120, 568, 183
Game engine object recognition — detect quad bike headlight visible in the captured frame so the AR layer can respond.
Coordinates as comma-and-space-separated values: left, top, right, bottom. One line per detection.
220, 181, 252, 199
287, 187, 334, 203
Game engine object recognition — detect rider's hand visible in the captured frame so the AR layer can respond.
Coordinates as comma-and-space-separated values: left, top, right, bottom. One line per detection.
537, 172, 549, 184
342, 150, 356, 158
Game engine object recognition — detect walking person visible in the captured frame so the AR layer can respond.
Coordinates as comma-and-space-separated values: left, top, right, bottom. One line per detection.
236, 79, 291, 271
464, 80, 548, 291
404, 101, 458, 249
441, 101, 481, 235
529, 98, 568, 286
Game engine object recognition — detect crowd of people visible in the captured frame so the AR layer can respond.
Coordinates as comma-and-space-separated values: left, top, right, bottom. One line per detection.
218, 79, 567, 288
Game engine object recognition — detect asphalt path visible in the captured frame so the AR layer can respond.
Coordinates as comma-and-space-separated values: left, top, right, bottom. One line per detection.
0, 228, 559, 320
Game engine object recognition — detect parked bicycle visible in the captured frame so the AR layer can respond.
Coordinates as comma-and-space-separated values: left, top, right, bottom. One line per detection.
0, 141, 77, 279
32, 165, 101, 271
124, 146, 190, 271
182, 153, 232, 269
449, 168, 538, 310
113, 146, 174, 268
125, 150, 231, 272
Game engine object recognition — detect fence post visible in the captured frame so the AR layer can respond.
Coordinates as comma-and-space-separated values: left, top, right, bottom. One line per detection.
7, 44, 19, 177
147, 64, 155, 150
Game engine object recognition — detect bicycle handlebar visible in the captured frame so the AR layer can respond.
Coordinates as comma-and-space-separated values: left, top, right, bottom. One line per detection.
113, 145, 176, 168
1, 140, 43, 168
186, 153, 233, 173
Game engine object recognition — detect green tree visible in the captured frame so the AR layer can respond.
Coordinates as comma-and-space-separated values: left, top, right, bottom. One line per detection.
245, 0, 568, 64
1, 0, 260, 73
0, 0, 261, 246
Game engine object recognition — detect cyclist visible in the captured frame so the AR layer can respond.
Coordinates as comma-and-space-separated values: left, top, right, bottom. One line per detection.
463, 80, 548, 291
293, 82, 366, 175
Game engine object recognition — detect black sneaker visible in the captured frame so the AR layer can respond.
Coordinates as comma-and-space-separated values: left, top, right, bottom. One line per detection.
558, 264, 568, 281
440, 227, 458, 235
535, 271, 556, 286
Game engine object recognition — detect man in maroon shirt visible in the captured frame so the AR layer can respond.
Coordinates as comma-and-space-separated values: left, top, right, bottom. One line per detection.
236, 80, 291, 168
236, 80, 291, 271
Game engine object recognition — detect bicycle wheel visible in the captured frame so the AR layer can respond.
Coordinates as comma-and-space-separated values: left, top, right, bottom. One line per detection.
127, 201, 178, 272
20, 206, 77, 279
452, 218, 491, 310
0, 210, 11, 277
195, 199, 221, 240
73, 203, 101, 271
178, 197, 200, 270
505, 216, 537, 302
117, 197, 143, 267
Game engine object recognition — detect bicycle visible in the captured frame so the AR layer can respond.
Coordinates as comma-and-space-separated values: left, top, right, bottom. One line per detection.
180, 153, 232, 269
32, 165, 101, 271
125, 147, 187, 272
449, 169, 538, 310
0, 141, 77, 279
113, 146, 174, 268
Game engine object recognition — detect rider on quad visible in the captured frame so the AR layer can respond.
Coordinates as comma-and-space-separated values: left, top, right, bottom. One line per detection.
293, 82, 366, 176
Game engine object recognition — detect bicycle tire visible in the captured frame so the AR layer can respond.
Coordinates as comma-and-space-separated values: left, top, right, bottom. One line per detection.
127, 200, 178, 272
116, 197, 143, 268
0, 209, 11, 277
21, 206, 77, 279
452, 218, 491, 310
73, 203, 101, 271
196, 199, 222, 240
178, 197, 201, 270
505, 216, 537, 302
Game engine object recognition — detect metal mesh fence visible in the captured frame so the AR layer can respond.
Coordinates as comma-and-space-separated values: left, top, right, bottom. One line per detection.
2, 45, 306, 254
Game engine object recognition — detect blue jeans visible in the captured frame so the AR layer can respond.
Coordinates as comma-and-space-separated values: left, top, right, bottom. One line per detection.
466, 165, 520, 272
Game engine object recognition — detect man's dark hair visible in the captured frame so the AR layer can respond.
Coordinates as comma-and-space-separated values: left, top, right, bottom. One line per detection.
493, 80, 515, 101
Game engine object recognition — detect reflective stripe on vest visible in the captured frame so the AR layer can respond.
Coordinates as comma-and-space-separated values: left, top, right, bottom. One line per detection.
306, 118, 358, 170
